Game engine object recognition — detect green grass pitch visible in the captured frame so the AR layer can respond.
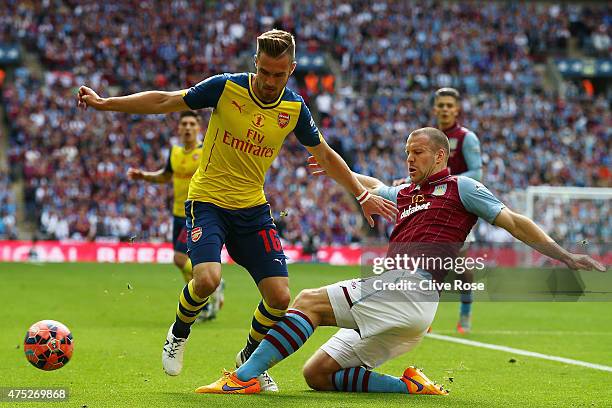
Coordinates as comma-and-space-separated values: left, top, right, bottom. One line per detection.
1, 262, 611, 407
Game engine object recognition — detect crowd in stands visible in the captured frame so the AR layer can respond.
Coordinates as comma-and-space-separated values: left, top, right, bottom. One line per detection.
535, 197, 610, 244
289, 0, 611, 241
0, 169, 17, 239
1, 0, 609, 246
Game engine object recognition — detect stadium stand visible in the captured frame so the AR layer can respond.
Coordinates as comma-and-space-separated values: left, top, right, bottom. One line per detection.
0, 169, 17, 239
1, 0, 609, 245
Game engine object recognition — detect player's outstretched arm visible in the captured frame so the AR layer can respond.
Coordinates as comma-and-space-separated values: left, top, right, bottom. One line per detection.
77, 86, 189, 114
126, 167, 172, 184
493, 208, 606, 272
306, 142, 397, 227
307, 156, 385, 193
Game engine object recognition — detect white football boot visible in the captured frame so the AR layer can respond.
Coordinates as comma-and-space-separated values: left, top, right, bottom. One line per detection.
162, 324, 188, 376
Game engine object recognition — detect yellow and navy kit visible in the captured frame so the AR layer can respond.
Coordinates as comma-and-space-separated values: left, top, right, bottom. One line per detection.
165, 144, 203, 217
182, 72, 322, 209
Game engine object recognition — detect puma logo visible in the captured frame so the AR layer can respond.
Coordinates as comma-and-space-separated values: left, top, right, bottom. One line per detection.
232, 100, 246, 113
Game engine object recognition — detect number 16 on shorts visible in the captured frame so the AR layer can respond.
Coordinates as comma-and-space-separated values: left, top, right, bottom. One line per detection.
258, 229, 282, 253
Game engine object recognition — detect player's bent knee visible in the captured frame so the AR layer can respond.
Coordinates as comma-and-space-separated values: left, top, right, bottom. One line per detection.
303, 371, 327, 391
192, 275, 220, 297
191, 264, 221, 296
293, 288, 324, 312
265, 289, 291, 311
303, 361, 334, 391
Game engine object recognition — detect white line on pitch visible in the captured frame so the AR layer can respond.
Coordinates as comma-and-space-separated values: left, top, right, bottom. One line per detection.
426, 333, 612, 372
430, 330, 612, 336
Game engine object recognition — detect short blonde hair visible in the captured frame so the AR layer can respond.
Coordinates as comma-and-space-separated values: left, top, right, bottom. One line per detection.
256, 29, 295, 61
410, 127, 450, 159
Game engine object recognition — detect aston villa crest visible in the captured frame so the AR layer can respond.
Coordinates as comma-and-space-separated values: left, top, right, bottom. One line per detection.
432, 184, 447, 196
278, 112, 290, 128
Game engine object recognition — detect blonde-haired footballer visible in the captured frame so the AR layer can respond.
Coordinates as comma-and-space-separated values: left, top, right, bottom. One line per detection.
77, 29, 397, 392
197, 127, 604, 395
127, 111, 223, 321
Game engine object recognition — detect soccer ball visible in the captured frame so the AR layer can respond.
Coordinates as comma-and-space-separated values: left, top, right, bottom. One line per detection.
24, 320, 73, 371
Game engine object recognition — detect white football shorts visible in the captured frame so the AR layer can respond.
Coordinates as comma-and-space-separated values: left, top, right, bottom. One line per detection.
321, 270, 439, 369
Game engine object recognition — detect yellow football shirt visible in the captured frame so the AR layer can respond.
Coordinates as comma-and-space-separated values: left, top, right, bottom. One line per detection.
182, 73, 322, 209
165, 144, 203, 217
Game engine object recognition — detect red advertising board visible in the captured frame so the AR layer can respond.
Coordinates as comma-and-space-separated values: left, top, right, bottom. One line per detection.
0, 241, 608, 266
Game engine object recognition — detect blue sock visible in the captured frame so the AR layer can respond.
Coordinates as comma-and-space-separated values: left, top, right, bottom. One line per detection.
332, 367, 408, 393
236, 309, 314, 381
460, 290, 473, 316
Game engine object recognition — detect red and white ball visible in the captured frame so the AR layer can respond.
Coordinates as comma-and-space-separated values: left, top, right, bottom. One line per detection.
24, 320, 73, 371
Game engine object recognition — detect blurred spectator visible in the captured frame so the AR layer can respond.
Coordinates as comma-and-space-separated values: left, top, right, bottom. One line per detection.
321, 73, 335, 93
304, 71, 319, 96
591, 25, 611, 56
0, 170, 18, 239
536, 197, 610, 243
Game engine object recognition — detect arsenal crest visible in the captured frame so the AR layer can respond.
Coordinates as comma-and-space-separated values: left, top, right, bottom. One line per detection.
191, 226, 202, 242
278, 112, 290, 128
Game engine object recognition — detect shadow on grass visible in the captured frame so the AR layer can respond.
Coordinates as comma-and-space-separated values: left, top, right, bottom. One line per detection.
160, 389, 461, 408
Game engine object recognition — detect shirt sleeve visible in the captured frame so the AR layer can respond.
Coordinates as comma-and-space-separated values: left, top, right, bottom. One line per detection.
182, 74, 229, 110
293, 100, 322, 147
457, 176, 505, 224
164, 147, 173, 173
372, 184, 409, 205
460, 131, 483, 181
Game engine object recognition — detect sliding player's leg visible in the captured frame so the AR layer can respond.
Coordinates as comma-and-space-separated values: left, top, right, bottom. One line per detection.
195, 271, 446, 394
195, 286, 335, 394
301, 273, 446, 395
304, 328, 447, 394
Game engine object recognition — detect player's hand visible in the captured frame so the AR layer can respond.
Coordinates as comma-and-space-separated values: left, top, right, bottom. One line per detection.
307, 156, 326, 176
360, 194, 398, 228
564, 253, 606, 272
77, 86, 105, 110
392, 177, 409, 186
127, 168, 145, 181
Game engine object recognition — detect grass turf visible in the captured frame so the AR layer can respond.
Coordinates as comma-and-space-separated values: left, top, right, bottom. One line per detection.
0, 262, 611, 407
